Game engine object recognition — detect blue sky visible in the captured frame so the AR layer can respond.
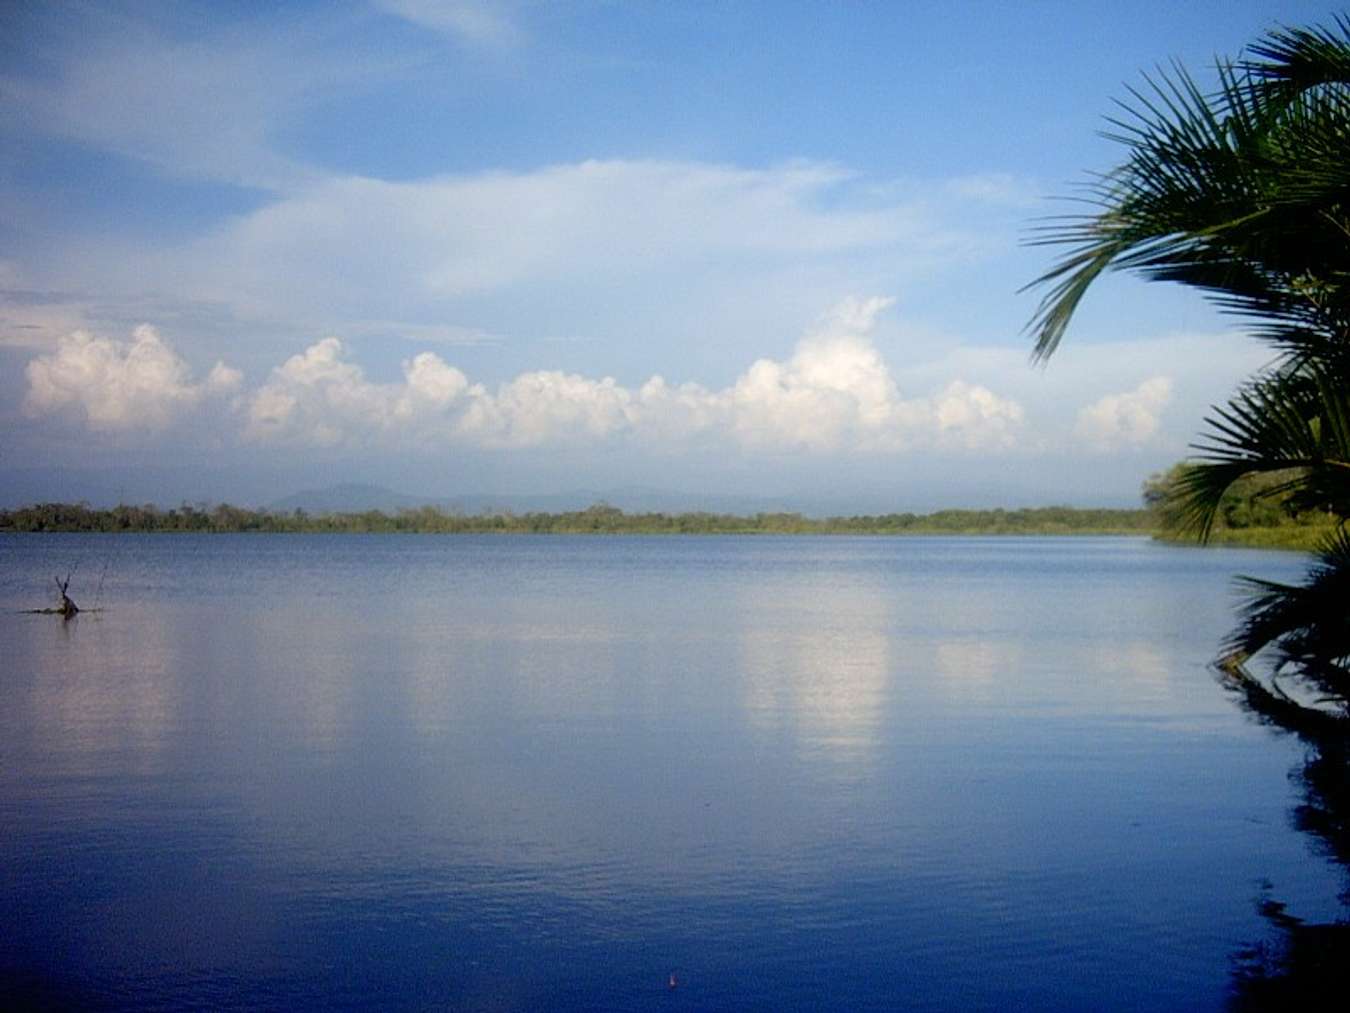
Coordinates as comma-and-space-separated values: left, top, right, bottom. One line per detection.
0, 1, 1334, 510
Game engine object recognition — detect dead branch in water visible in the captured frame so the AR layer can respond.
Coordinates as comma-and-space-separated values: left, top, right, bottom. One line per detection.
21, 570, 96, 619
54, 573, 78, 617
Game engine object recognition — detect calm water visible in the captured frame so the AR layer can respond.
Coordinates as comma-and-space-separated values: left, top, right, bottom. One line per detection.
1, 534, 1344, 1010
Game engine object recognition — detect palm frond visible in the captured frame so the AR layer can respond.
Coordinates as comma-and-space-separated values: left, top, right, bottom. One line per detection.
1227, 525, 1350, 706
1165, 363, 1350, 539
1024, 18, 1350, 360
1243, 16, 1350, 92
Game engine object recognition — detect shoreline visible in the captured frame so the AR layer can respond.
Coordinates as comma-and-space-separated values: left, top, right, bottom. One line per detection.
0, 500, 1332, 547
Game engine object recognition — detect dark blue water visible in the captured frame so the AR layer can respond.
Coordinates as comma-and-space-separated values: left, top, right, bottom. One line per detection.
1, 535, 1343, 1010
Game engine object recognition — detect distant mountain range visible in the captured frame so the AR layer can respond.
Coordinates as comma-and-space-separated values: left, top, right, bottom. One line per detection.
267, 482, 805, 517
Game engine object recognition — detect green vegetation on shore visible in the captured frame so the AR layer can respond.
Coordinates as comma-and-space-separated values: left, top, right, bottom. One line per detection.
1164, 526, 1335, 551
1144, 466, 1339, 550
5, 467, 1334, 545
0, 500, 1160, 536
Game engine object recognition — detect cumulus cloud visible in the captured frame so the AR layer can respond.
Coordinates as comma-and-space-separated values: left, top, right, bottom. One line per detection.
21, 302, 1028, 454
932, 381, 1026, 449
23, 325, 240, 431
244, 336, 651, 449
245, 338, 475, 445
722, 297, 1021, 452
458, 370, 637, 448
1075, 376, 1173, 451
235, 297, 1023, 454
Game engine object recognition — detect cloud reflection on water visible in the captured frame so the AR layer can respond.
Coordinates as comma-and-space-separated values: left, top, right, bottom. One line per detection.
16, 611, 181, 773
737, 575, 893, 766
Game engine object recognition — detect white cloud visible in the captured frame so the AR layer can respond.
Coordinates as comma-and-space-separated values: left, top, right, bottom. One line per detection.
932, 381, 1025, 449
23, 325, 239, 432
722, 297, 1021, 452
889, 330, 1272, 458
1075, 376, 1173, 451
5, 300, 1014, 453
458, 370, 637, 448
234, 296, 1024, 454
244, 337, 475, 446
28, 314, 1276, 471
244, 336, 645, 449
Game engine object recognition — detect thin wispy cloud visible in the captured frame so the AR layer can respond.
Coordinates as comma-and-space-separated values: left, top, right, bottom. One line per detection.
376, 0, 525, 51
0, 5, 409, 191
40, 158, 1002, 363
4, 22, 300, 189
169, 161, 964, 295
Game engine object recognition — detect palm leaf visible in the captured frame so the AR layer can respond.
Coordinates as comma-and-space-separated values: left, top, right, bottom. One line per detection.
1024, 19, 1350, 360
1226, 525, 1350, 707
1164, 363, 1350, 539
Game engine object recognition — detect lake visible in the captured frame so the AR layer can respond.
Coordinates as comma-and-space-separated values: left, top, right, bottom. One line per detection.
1, 534, 1344, 1010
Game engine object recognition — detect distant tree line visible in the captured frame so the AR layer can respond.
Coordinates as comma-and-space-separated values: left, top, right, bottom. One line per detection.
0, 500, 1158, 536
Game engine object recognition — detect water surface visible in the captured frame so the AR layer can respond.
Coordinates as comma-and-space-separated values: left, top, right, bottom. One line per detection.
1, 535, 1343, 1010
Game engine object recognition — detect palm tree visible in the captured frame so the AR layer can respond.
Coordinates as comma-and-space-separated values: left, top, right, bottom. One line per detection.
1025, 18, 1350, 719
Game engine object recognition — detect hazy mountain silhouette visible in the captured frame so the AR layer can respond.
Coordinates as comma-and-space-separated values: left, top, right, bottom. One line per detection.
268, 483, 803, 516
